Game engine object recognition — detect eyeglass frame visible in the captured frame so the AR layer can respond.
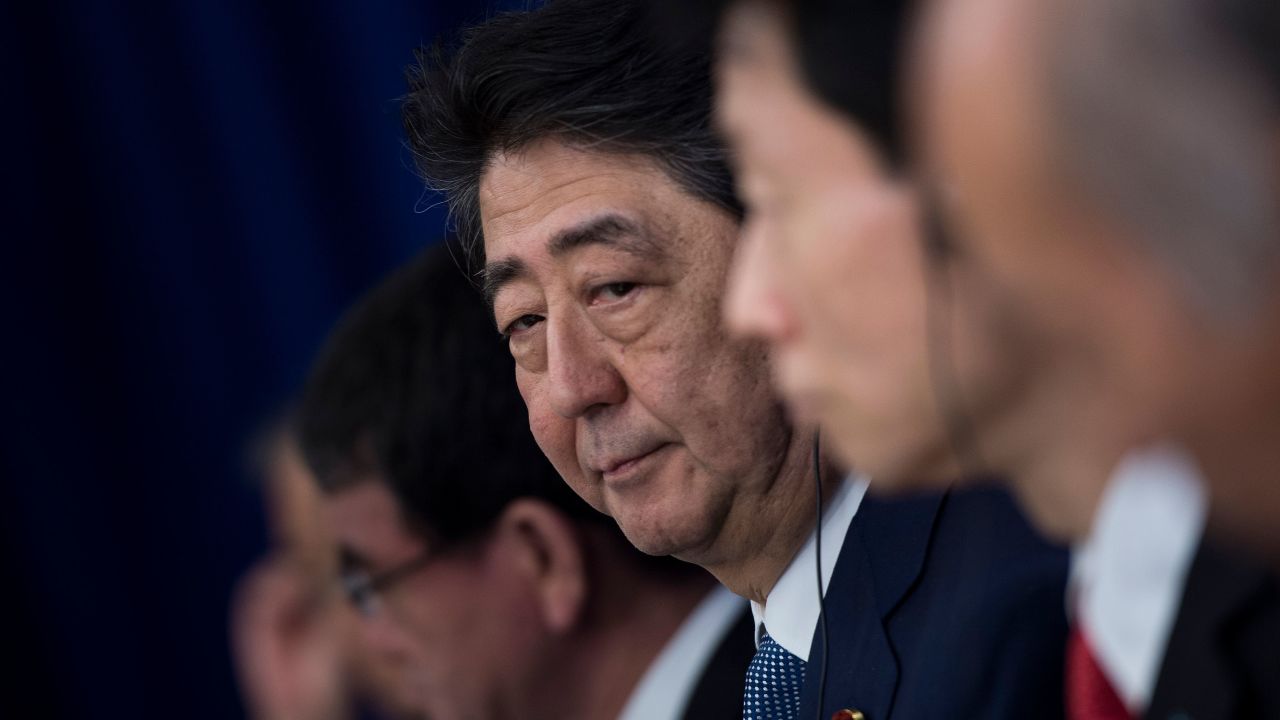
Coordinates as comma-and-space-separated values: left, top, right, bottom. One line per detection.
340, 550, 434, 618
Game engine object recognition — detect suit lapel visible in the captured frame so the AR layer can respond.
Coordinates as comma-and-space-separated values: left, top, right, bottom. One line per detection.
799, 491, 948, 719
1145, 540, 1278, 720
680, 608, 756, 720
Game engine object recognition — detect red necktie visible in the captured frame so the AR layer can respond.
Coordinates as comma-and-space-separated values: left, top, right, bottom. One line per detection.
1066, 625, 1133, 720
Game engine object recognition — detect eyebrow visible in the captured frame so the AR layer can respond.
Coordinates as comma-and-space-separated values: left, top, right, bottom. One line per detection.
482, 256, 527, 311
548, 213, 663, 260
481, 213, 666, 311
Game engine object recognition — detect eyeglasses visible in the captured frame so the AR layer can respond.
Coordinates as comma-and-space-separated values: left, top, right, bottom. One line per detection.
340, 551, 433, 618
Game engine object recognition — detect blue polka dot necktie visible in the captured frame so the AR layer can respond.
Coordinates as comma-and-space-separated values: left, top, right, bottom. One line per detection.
743, 631, 806, 720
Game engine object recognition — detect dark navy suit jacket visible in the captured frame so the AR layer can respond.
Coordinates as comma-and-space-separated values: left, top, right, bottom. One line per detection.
799, 485, 1069, 720
1145, 540, 1280, 720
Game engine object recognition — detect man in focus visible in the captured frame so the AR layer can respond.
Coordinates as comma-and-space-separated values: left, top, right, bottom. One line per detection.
403, 2, 1068, 717
233, 244, 753, 720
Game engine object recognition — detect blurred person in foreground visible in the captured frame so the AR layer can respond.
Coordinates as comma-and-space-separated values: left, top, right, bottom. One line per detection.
912, 0, 1280, 717
402, 1, 1067, 717
705, 3, 1205, 718
707, 0, 1034, 493
235, 244, 754, 720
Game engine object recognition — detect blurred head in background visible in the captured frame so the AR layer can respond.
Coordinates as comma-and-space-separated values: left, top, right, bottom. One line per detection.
257, 423, 338, 583
403, 0, 823, 601
232, 426, 416, 720
708, 0, 1039, 492
282, 244, 711, 720
912, 0, 1280, 544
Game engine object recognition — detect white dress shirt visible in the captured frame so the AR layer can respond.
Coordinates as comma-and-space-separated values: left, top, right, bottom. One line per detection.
750, 474, 869, 661
617, 584, 748, 720
1070, 443, 1207, 713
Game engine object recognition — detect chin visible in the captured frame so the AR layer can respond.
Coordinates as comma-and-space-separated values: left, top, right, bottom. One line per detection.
616, 527, 685, 557
607, 490, 724, 558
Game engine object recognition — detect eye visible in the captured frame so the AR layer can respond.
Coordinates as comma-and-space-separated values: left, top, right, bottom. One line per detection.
501, 314, 544, 339
592, 282, 638, 304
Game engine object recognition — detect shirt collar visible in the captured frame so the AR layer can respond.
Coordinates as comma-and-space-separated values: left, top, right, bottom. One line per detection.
1070, 443, 1206, 712
751, 473, 869, 661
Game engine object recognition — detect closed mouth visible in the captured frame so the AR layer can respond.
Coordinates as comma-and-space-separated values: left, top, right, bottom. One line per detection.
599, 443, 672, 485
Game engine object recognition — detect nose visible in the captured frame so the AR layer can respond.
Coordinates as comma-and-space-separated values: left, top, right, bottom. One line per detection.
545, 310, 627, 418
724, 215, 798, 343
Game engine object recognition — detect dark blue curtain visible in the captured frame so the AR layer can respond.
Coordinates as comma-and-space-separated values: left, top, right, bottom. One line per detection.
2, 1, 529, 717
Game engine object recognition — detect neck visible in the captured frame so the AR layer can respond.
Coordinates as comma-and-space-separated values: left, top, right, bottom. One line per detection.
1181, 304, 1280, 562
1018, 429, 1129, 545
1005, 361, 1148, 544
541, 569, 715, 719
1187, 398, 1280, 562
696, 428, 828, 604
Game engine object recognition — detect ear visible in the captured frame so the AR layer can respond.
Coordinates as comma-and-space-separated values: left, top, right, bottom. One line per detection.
491, 499, 588, 634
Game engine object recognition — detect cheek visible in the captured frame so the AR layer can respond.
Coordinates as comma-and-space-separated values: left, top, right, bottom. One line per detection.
401, 584, 509, 712
950, 126, 1061, 304
971, 210, 1042, 298
791, 194, 930, 355
663, 338, 783, 451
517, 368, 562, 448
950, 270, 1047, 409
616, 266, 739, 403
622, 305, 781, 450
518, 368, 606, 507
525, 394, 576, 472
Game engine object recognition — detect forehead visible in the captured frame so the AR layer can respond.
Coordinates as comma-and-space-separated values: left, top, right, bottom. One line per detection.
915, 0, 1045, 150
325, 481, 417, 552
718, 0, 791, 72
479, 139, 678, 253
715, 3, 802, 138
716, 3, 884, 182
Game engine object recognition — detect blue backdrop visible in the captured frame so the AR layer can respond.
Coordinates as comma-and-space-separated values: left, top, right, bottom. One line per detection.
2, 1, 529, 716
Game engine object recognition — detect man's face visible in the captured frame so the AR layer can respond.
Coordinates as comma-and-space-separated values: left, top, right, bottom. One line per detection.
914, 0, 1078, 344
910, 0, 1181, 532
713, 1, 954, 484
326, 482, 536, 720
480, 139, 794, 561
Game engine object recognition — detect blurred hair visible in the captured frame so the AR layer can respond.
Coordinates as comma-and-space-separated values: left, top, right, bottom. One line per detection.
295, 242, 610, 544
1212, 0, 1280, 93
667, 0, 911, 164
1047, 0, 1280, 323
401, 0, 742, 274
774, 0, 911, 164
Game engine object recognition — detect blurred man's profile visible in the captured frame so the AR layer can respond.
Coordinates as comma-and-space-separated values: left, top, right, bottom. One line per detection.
709, 0, 1039, 494
912, 0, 1280, 716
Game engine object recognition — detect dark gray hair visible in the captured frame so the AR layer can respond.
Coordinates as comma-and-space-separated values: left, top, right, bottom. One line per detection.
401, 0, 741, 275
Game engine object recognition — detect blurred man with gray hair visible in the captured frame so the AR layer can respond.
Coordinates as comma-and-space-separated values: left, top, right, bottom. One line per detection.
914, 0, 1280, 717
